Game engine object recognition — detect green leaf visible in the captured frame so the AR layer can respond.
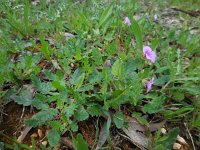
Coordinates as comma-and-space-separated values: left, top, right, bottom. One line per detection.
132, 112, 148, 126
74, 133, 89, 150
164, 106, 194, 119
154, 76, 170, 86
113, 112, 124, 129
142, 97, 165, 114
11, 89, 33, 106
63, 103, 77, 117
75, 73, 85, 90
47, 129, 60, 147
99, 3, 113, 28
69, 69, 82, 85
52, 80, 66, 90
151, 38, 159, 50
87, 105, 102, 116
111, 59, 123, 78
74, 108, 89, 121
31, 75, 56, 94
25, 108, 58, 127
157, 128, 179, 149
40, 36, 53, 60
172, 92, 185, 101
130, 19, 143, 51
70, 122, 79, 132
32, 99, 49, 110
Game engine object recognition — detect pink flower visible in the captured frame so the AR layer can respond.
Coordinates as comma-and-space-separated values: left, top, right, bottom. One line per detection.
143, 46, 156, 63
154, 14, 158, 20
124, 17, 131, 26
145, 77, 154, 93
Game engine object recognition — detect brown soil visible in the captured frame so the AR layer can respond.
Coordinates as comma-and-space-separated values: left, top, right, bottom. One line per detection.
0, 102, 30, 143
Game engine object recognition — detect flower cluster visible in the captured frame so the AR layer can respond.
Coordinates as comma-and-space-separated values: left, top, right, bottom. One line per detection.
124, 17, 157, 93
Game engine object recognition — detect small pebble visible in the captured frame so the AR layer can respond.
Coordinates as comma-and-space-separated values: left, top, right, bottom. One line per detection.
177, 135, 187, 144
161, 128, 167, 134
42, 141, 48, 147
173, 143, 182, 150
70, 63, 74, 68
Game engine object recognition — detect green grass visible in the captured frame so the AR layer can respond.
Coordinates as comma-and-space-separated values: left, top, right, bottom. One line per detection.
0, 0, 199, 149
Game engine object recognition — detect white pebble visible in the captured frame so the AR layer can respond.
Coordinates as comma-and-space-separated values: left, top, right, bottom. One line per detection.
161, 128, 167, 134
173, 143, 181, 150
177, 135, 187, 144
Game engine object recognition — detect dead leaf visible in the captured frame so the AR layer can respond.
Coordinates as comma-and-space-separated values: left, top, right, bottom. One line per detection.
122, 126, 148, 150
60, 137, 75, 149
127, 117, 166, 132
63, 32, 75, 41
95, 122, 107, 150
52, 60, 61, 69
128, 117, 146, 132
149, 121, 166, 132
17, 126, 32, 143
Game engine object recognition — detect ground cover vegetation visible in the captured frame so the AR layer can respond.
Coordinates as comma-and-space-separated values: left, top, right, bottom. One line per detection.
0, 0, 199, 149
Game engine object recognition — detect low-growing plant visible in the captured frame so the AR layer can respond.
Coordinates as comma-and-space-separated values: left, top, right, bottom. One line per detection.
0, 0, 199, 149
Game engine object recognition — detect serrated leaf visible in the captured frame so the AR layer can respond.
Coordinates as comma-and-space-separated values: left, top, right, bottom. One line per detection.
63, 103, 77, 117
142, 97, 165, 114
74, 108, 89, 121
32, 99, 49, 110
113, 112, 124, 129
74, 134, 89, 150
75, 73, 85, 90
52, 80, 65, 90
111, 59, 123, 78
69, 69, 82, 85
25, 108, 58, 127
87, 105, 102, 116
99, 3, 113, 28
47, 129, 60, 147
49, 121, 62, 130
31, 75, 56, 94
70, 122, 79, 132
11, 89, 33, 106
39, 82, 56, 94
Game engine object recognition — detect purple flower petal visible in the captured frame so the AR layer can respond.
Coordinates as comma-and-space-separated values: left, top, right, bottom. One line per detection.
145, 77, 154, 93
154, 14, 158, 20
143, 46, 157, 63
124, 17, 131, 26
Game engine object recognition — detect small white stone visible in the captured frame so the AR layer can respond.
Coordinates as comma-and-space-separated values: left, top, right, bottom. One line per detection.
161, 128, 167, 134
70, 63, 74, 68
177, 135, 187, 144
42, 141, 48, 147
173, 143, 181, 150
